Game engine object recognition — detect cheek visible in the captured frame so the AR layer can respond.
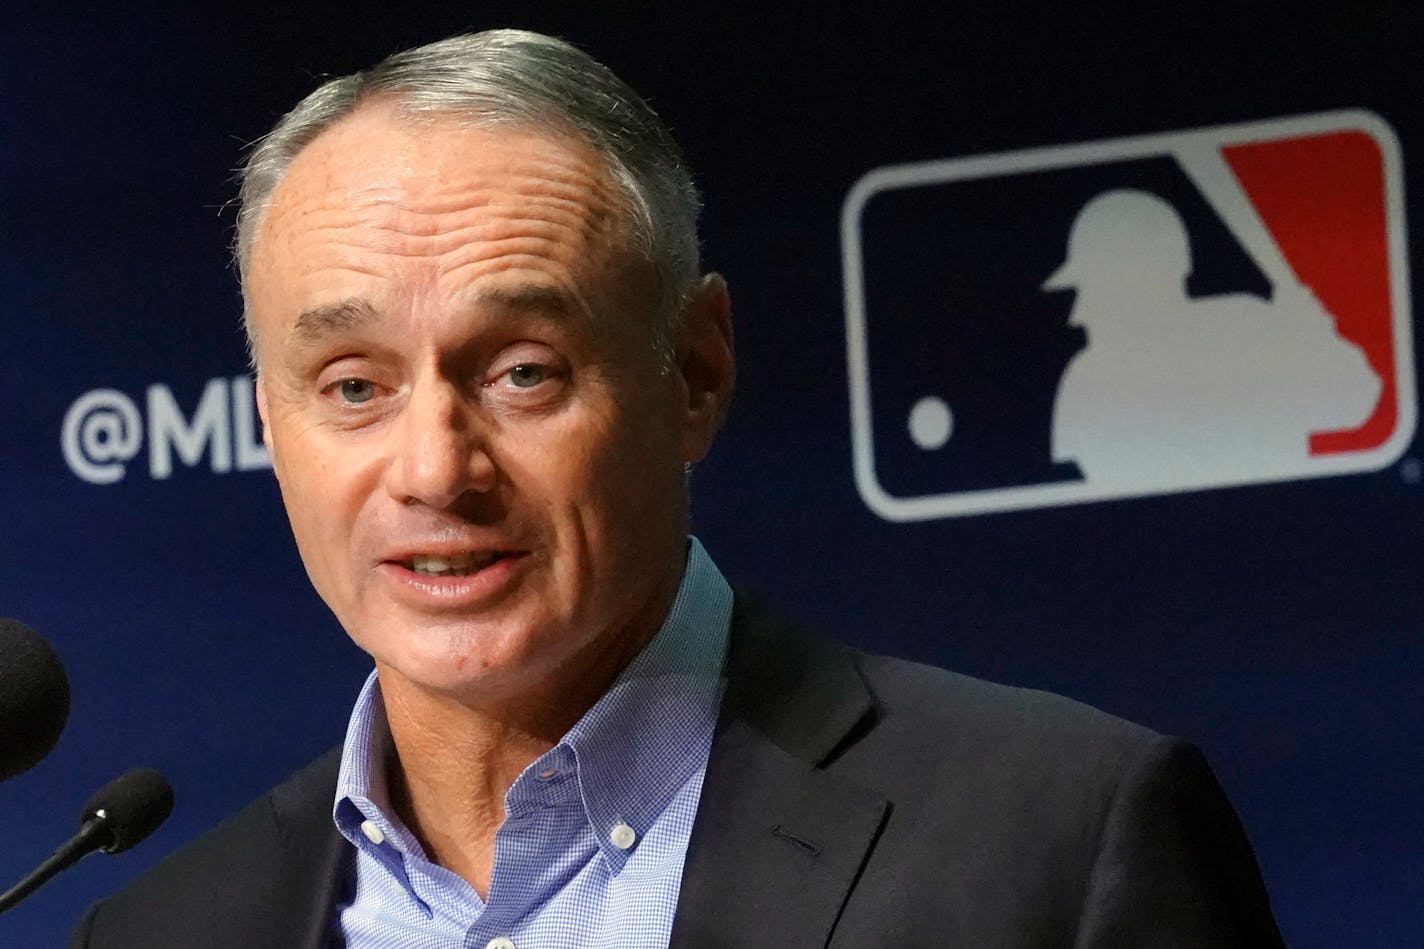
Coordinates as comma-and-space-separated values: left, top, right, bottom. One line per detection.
574, 409, 669, 502
509, 411, 664, 548
582, 406, 687, 544
271, 431, 370, 575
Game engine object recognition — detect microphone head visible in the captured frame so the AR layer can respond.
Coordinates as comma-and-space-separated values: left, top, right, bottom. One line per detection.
0, 618, 71, 782
80, 767, 175, 854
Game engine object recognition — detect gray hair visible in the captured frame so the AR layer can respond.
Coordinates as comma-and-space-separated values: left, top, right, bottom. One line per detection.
235, 29, 702, 366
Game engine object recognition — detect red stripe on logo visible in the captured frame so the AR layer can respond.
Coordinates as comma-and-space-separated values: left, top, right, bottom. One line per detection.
1223, 131, 1395, 454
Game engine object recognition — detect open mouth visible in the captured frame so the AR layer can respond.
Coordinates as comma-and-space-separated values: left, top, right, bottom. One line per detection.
401, 552, 511, 577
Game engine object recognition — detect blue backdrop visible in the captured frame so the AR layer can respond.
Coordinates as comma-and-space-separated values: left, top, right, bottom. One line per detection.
3, 5, 1420, 946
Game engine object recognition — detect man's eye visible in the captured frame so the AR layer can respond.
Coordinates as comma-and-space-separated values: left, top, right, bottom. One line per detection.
336, 379, 376, 404
507, 364, 547, 388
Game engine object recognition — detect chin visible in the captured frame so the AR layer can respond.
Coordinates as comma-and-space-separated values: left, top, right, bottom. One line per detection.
366, 617, 547, 693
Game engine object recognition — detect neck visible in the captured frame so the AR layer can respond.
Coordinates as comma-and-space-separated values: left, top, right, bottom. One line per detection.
374, 551, 686, 897
380, 688, 551, 897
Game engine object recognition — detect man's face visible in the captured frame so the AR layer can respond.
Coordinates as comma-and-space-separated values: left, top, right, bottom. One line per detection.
246, 102, 730, 710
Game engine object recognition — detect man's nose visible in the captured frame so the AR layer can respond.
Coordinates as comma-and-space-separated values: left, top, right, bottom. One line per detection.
386, 377, 497, 508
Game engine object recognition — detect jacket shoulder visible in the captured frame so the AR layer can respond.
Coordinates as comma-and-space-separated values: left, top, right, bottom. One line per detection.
837, 649, 1169, 814
71, 748, 346, 949
854, 650, 1159, 753
729, 591, 1160, 778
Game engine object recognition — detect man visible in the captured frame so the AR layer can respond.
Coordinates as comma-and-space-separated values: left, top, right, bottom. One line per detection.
73, 30, 1284, 948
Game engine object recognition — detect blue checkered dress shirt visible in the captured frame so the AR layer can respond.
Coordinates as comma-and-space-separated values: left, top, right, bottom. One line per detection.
331, 538, 732, 949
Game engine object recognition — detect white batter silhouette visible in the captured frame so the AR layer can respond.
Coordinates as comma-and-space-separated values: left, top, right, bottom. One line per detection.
1047, 189, 1380, 491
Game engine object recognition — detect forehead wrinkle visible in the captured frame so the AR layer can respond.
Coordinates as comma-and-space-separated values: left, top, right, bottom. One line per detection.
325, 137, 626, 220
289, 194, 626, 275
431, 229, 608, 284
370, 187, 622, 251
367, 169, 625, 225
268, 155, 618, 228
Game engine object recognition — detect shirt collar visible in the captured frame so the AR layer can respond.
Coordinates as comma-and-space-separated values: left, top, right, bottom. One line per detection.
333, 536, 732, 875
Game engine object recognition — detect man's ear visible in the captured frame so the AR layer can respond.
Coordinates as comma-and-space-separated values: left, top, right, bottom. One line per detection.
676, 273, 736, 464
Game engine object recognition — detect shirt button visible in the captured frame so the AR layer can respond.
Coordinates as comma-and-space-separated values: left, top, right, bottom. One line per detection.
486, 938, 516, 949
536, 768, 559, 780
609, 821, 637, 850
359, 820, 385, 845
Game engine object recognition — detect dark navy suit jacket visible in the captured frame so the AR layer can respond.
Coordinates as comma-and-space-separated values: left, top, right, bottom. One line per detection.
72, 596, 1284, 947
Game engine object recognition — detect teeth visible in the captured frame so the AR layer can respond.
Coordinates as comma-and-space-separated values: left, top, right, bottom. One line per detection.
407, 552, 500, 576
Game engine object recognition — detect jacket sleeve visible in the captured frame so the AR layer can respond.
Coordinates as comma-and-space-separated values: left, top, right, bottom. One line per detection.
1073, 736, 1285, 948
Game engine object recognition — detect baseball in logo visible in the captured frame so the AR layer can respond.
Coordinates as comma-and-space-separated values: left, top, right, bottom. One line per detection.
842, 111, 1413, 520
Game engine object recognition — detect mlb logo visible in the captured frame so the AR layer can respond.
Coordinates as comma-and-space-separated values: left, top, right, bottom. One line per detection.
842, 110, 1414, 520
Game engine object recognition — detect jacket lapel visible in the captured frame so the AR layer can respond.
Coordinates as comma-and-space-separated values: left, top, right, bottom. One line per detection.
670, 595, 889, 949
263, 748, 350, 949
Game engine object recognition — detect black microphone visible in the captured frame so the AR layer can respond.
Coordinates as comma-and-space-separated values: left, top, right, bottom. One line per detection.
77, 767, 176, 854
0, 768, 175, 913
0, 618, 71, 782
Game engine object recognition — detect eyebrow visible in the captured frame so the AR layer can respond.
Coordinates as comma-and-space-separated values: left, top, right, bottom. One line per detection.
292, 298, 381, 344
470, 284, 589, 322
